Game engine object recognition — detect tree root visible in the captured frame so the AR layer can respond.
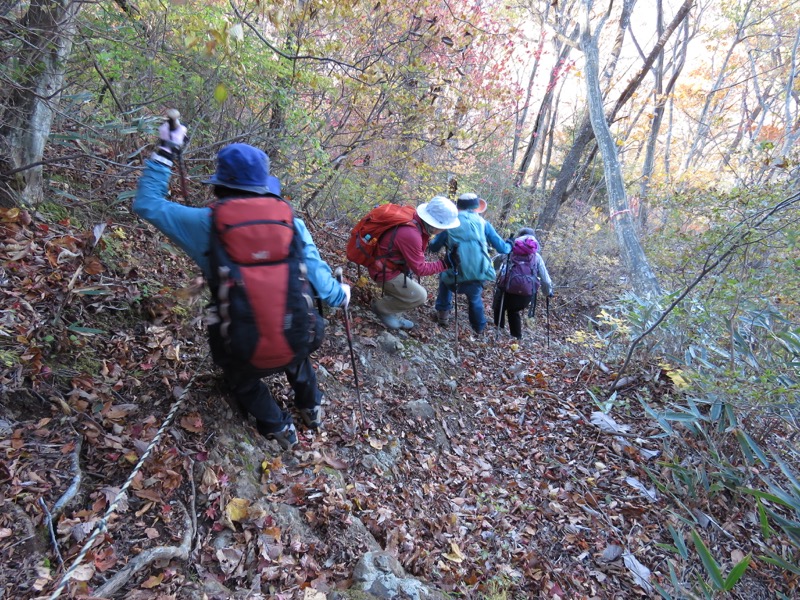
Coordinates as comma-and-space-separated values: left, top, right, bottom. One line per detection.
52, 432, 83, 516
38, 432, 82, 567
93, 502, 193, 598
38, 498, 63, 566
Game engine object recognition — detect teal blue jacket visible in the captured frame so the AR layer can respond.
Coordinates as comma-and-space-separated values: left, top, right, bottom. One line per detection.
133, 159, 347, 307
429, 211, 511, 286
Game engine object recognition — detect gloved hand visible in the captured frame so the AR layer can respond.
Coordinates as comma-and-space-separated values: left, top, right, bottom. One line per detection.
340, 283, 351, 309
154, 110, 187, 165
505, 238, 514, 247
548, 291, 554, 298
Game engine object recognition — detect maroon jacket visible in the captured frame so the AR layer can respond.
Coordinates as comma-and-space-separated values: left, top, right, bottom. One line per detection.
367, 213, 446, 283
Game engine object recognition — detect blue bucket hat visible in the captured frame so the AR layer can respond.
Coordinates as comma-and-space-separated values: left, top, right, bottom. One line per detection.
202, 143, 279, 195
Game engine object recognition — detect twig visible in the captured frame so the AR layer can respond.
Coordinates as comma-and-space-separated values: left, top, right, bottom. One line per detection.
609, 191, 800, 396
93, 502, 193, 598
38, 498, 64, 567
188, 459, 199, 554
52, 433, 83, 516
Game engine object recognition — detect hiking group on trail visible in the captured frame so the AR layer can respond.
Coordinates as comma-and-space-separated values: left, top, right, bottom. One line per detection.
429, 193, 512, 334
133, 116, 554, 450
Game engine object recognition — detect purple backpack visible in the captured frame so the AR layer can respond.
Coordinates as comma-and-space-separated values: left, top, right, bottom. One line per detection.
498, 236, 539, 296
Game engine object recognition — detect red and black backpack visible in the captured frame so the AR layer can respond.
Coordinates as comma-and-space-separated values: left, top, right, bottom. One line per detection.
345, 203, 418, 272
207, 195, 324, 372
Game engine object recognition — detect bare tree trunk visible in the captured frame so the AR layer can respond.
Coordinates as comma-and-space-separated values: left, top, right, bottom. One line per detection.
511, 30, 546, 169
581, 1, 661, 297
0, 0, 83, 206
680, 0, 753, 175
536, 0, 694, 234
513, 25, 578, 189
535, 0, 636, 233
536, 77, 565, 196
639, 6, 691, 228
780, 26, 800, 156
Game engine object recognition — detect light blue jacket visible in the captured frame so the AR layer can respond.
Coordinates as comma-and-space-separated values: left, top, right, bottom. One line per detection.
429, 212, 511, 285
133, 159, 347, 307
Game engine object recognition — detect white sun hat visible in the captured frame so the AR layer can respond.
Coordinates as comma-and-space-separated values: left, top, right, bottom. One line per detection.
417, 196, 460, 230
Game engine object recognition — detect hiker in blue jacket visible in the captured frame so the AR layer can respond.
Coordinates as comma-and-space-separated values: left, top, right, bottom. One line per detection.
429, 193, 511, 334
133, 118, 350, 451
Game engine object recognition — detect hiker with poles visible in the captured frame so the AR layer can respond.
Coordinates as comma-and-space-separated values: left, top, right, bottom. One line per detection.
492, 227, 554, 340
428, 193, 511, 335
346, 196, 461, 330
133, 114, 350, 451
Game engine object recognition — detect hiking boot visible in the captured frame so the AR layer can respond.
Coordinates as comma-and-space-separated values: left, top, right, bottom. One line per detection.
262, 423, 298, 451
435, 310, 450, 327
397, 317, 414, 330
299, 404, 323, 430
369, 301, 393, 324
377, 313, 402, 329
371, 301, 414, 330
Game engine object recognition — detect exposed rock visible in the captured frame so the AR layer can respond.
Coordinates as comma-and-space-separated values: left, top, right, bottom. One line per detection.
262, 501, 321, 546
338, 515, 382, 553
377, 332, 404, 353
361, 438, 402, 475
350, 551, 448, 600
402, 400, 435, 420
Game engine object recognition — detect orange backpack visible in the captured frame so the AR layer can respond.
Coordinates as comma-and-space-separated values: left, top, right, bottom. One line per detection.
346, 204, 418, 270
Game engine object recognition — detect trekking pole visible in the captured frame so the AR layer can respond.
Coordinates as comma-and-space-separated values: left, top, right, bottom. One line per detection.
448, 244, 459, 357
528, 290, 538, 319
453, 270, 459, 358
166, 109, 190, 201
334, 267, 366, 429
494, 251, 512, 340
546, 294, 551, 349
494, 288, 505, 341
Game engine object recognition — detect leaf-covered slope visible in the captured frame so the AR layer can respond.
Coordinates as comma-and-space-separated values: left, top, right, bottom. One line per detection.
0, 206, 791, 599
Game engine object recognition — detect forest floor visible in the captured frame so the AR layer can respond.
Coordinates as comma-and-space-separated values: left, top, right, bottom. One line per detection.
0, 198, 796, 600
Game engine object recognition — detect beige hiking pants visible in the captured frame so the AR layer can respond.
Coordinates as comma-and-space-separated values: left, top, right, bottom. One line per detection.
374, 274, 428, 316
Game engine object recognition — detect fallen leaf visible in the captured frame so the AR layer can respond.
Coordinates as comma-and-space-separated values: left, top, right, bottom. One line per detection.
225, 497, 251, 523
321, 453, 348, 469
601, 544, 623, 562
443, 541, 465, 563
94, 547, 117, 572
624, 476, 658, 502
622, 552, 652, 593
216, 547, 243, 575
590, 411, 631, 434
179, 413, 204, 433
84, 255, 105, 275
70, 563, 95, 582
141, 573, 163, 589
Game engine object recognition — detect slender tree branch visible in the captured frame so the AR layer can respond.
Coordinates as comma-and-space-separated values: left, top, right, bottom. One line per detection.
93, 501, 193, 598
608, 191, 800, 396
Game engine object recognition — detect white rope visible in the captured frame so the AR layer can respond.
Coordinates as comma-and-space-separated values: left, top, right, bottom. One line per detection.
47, 352, 210, 599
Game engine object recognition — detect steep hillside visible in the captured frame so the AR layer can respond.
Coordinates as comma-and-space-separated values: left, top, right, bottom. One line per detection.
0, 204, 793, 600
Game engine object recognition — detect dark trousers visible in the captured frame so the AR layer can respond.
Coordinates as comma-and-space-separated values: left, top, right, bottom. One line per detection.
435, 279, 487, 333
493, 289, 532, 339
209, 332, 321, 435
